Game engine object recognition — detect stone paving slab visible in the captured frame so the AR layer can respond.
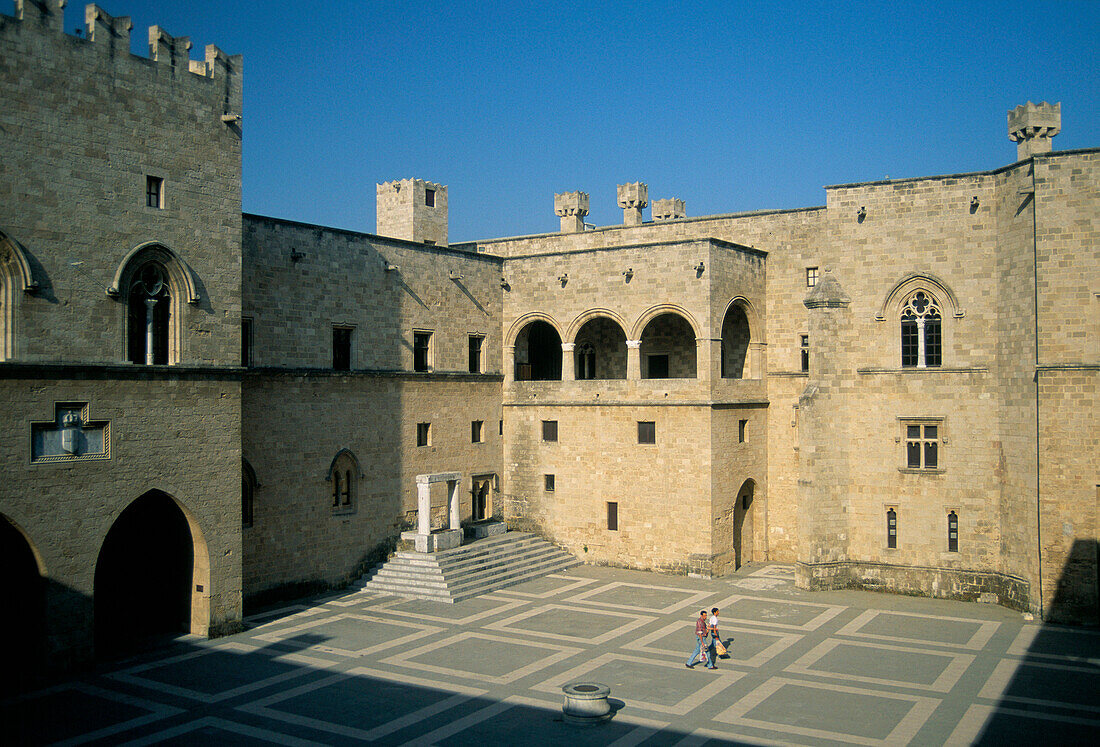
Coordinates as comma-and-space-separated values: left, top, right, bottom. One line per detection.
5, 563, 1100, 745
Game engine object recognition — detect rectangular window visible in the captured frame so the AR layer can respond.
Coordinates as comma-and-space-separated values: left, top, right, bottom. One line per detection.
146, 175, 164, 208
904, 422, 940, 469
806, 267, 818, 287
739, 419, 747, 443
646, 354, 669, 379
901, 318, 919, 367
499, 419, 504, 436
413, 331, 432, 372
607, 502, 619, 531
800, 335, 809, 373
947, 511, 959, 552
887, 508, 897, 549
544, 474, 555, 491
241, 317, 254, 367
416, 422, 431, 447
468, 335, 483, 373
925, 318, 942, 367
637, 421, 656, 444
542, 420, 558, 442
425, 188, 436, 207
333, 326, 353, 370
471, 420, 483, 443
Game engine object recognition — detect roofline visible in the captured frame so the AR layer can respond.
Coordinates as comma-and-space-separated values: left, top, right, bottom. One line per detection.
499, 236, 766, 262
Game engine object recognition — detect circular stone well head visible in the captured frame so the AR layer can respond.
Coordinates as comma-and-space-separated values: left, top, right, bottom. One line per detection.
562, 682, 611, 725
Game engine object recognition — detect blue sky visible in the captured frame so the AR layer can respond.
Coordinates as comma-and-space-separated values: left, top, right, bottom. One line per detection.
61, 1, 1099, 241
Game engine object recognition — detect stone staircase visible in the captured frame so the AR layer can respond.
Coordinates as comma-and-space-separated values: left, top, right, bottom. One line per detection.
355, 531, 581, 603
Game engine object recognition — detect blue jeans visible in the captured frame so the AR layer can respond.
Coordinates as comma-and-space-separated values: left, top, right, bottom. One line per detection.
686, 636, 712, 667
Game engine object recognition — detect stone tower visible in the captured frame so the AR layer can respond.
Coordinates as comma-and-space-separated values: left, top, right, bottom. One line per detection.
376, 179, 448, 246
1008, 101, 1061, 160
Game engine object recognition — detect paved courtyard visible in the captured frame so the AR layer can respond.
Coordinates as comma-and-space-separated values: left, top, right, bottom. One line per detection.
5, 563, 1099, 745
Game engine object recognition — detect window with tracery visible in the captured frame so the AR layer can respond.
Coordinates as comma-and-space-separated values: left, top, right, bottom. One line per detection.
329, 451, 357, 512
127, 261, 171, 364
900, 291, 941, 368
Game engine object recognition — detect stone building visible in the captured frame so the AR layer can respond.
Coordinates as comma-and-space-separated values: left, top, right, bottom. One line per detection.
0, 2, 1096, 678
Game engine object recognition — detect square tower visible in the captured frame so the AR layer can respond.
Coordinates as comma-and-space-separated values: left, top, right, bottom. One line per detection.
376, 179, 448, 246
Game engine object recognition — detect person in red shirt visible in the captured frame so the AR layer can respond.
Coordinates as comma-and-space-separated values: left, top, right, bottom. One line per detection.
686, 609, 713, 668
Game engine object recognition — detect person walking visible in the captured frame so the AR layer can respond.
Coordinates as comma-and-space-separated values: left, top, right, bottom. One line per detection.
686, 609, 712, 669
708, 607, 725, 663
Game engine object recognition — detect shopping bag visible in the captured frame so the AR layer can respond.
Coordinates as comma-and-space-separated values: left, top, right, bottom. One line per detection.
714, 639, 728, 657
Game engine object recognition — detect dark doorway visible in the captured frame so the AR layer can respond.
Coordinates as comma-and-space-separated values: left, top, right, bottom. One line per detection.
1, 515, 44, 693
734, 480, 755, 569
472, 476, 493, 522
94, 491, 194, 658
514, 321, 562, 381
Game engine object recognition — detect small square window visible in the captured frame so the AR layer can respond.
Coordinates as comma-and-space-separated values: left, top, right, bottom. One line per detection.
468, 335, 483, 373
241, 317, 254, 367
471, 420, 483, 443
146, 175, 164, 208
542, 420, 558, 442
333, 326, 353, 371
637, 421, 656, 444
800, 335, 809, 373
413, 331, 432, 372
806, 267, 818, 287
425, 188, 435, 207
544, 474, 555, 491
416, 422, 431, 447
738, 419, 747, 443
607, 502, 619, 531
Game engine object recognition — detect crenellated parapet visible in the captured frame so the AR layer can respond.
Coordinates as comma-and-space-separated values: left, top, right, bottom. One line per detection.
652, 197, 685, 221
617, 182, 648, 225
85, 4, 130, 51
554, 191, 589, 233
15, 0, 66, 33
1008, 101, 1061, 160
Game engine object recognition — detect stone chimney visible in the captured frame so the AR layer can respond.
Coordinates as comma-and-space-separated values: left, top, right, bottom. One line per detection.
617, 182, 648, 226
376, 179, 448, 246
1008, 101, 1061, 160
652, 198, 685, 221
554, 191, 589, 233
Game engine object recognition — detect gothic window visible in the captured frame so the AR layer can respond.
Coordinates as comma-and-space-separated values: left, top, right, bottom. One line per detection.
576, 343, 596, 379
947, 511, 959, 552
886, 508, 897, 549
328, 450, 358, 513
127, 261, 171, 365
900, 291, 942, 368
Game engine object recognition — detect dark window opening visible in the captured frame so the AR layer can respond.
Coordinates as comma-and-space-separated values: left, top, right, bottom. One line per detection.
947, 511, 959, 552
800, 335, 809, 372
514, 320, 562, 380
544, 474, 555, 491
414, 331, 432, 372
425, 188, 435, 207
806, 267, 818, 287
242, 317, 253, 367
607, 502, 619, 531
739, 419, 747, 443
499, 419, 503, 436
638, 421, 656, 444
542, 420, 558, 442
242, 463, 255, 528
469, 335, 483, 373
646, 354, 669, 379
127, 261, 171, 365
146, 176, 163, 208
333, 326, 352, 370
471, 420, 483, 443
417, 422, 430, 447
887, 508, 897, 549
906, 423, 940, 469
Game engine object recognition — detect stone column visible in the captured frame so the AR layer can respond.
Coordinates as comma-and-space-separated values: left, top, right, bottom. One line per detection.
748, 342, 766, 379
626, 340, 642, 379
696, 337, 721, 382
561, 342, 575, 381
416, 476, 431, 535
448, 479, 461, 530
555, 191, 589, 233
144, 297, 158, 365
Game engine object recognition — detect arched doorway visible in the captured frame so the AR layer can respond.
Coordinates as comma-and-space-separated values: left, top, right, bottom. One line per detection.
514, 320, 562, 381
734, 479, 756, 569
0, 514, 44, 693
94, 491, 195, 658
721, 304, 751, 378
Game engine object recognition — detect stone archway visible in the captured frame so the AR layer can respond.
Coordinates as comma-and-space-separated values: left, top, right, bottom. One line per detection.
0, 514, 45, 693
734, 479, 756, 569
94, 490, 205, 658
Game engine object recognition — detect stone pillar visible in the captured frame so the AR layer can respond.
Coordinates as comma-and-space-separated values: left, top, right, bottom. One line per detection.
748, 342, 766, 379
652, 198, 685, 221
504, 345, 515, 383
448, 479, 461, 530
617, 183, 648, 226
696, 337, 721, 382
416, 477, 431, 535
1008, 101, 1061, 160
144, 297, 157, 365
626, 340, 642, 379
555, 191, 589, 233
561, 342, 575, 381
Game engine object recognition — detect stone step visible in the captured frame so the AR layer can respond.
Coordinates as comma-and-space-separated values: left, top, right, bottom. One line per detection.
356, 531, 580, 603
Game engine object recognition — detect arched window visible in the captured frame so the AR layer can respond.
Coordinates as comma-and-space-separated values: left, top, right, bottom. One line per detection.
242, 460, 257, 528
947, 511, 959, 552
900, 291, 941, 368
327, 450, 360, 513
127, 261, 171, 365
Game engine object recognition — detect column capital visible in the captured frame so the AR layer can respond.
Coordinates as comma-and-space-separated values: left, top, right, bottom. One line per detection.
561, 342, 575, 352
626, 339, 642, 349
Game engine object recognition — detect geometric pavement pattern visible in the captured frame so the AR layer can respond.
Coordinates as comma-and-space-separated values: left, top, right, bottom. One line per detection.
4, 563, 1099, 746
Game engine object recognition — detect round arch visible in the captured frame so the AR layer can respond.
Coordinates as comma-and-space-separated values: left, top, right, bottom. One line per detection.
630, 304, 701, 341
509, 314, 564, 381
565, 308, 629, 344
505, 311, 564, 348
720, 297, 762, 342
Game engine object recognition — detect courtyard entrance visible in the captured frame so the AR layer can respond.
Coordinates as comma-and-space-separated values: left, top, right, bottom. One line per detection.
0, 514, 44, 693
734, 479, 756, 569
94, 491, 195, 658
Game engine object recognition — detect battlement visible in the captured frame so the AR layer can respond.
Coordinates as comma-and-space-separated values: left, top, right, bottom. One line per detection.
1008, 101, 1061, 160
652, 197, 686, 221
617, 182, 649, 225
554, 191, 589, 233
5, 2, 241, 104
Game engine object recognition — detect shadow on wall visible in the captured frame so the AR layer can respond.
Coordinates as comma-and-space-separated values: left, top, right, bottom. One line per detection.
973, 538, 1100, 744
1, 597, 709, 746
